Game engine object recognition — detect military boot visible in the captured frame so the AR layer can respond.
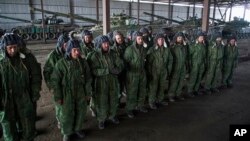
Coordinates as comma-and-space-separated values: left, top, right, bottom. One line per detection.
168, 96, 175, 102
109, 117, 120, 124
149, 103, 157, 110
138, 107, 148, 113
127, 111, 135, 119
159, 101, 168, 106
75, 131, 85, 139
98, 121, 105, 130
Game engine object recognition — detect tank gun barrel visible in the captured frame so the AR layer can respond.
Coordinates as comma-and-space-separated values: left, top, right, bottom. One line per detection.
209, 17, 226, 24
177, 16, 185, 21
30, 7, 99, 24
129, 16, 151, 23
143, 12, 182, 24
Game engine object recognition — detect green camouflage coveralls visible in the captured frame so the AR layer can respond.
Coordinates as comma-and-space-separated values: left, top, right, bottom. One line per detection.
204, 41, 224, 90
187, 42, 206, 93
124, 41, 148, 112
0, 53, 38, 141
87, 49, 123, 122
146, 45, 172, 104
222, 44, 238, 86
168, 43, 187, 97
51, 57, 92, 135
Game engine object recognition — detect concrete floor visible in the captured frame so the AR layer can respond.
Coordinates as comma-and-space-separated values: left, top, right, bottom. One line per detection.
1, 40, 250, 141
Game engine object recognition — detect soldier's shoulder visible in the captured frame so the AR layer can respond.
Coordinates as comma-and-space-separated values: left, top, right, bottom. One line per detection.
170, 44, 176, 48
79, 56, 87, 62
23, 52, 36, 60
56, 57, 67, 65
125, 45, 134, 51
0, 57, 9, 68
47, 49, 57, 58
147, 47, 155, 54
188, 42, 196, 47
109, 49, 117, 54
87, 50, 100, 60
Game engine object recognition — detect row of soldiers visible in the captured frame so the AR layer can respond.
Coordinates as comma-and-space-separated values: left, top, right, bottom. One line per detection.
0, 25, 238, 141
43, 26, 238, 141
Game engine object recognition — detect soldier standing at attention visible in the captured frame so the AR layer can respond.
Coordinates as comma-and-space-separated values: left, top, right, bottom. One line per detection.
222, 36, 238, 88
51, 39, 92, 141
146, 33, 171, 109
124, 31, 148, 118
88, 35, 124, 129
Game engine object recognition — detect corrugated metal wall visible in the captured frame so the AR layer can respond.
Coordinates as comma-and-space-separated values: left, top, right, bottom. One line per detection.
0, 0, 31, 30
0, 0, 226, 31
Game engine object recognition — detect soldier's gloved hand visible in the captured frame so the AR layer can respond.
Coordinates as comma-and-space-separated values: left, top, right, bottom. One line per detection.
57, 99, 64, 105
109, 68, 120, 75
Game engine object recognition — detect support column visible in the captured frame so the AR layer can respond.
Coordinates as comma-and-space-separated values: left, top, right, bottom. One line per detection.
168, 0, 173, 24
103, 0, 110, 35
212, 0, 216, 24
29, 0, 35, 23
186, 6, 190, 20
243, 3, 246, 20
193, 0, 196, 17
96, 0, 99, 22
137, 0, 140, 25
69, 0, 74, 25
151, 0, 155, 22
128, 1, 132, 17
202, 0, 210, 32
40, 0, 46, 43
201, 8, 203, 19
229, 4, 232, 21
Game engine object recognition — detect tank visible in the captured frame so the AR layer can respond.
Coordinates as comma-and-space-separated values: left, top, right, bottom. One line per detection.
11, 16, 79, 41
209, 17, 250, 39
89, 12, 168, 37
0, 7, 101, 41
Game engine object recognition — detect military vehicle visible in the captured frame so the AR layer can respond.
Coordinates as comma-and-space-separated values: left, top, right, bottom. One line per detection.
209, 17, 250, 38
0, 7, 100, 41
89, 12, 143, 37
0, 14, 80, 40
88, 12, 169, 37
143, 12, 203, 42
143, 12, 202, 27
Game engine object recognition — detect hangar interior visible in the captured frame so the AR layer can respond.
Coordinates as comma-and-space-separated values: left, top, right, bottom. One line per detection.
0, 1, 250, 141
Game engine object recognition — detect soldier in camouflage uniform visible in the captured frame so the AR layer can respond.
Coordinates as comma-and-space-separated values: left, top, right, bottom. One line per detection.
168, 32, 187, 102
87, 35, 124, 129
43, 34, 69, 129
80, 30, 94, 58
146, 33, 171, 109
51, 39, 92, 141
186, 32, 206, 96
0, 34, 39, 141
124, 31, 148, 118
204, 32, 224, 94
222, 36, 238, 88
